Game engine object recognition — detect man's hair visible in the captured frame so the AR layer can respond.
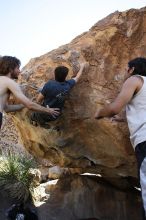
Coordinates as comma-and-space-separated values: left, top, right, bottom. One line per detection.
0, 56, 21, 76
128, 57, 146, 76
55, 66, 69, 82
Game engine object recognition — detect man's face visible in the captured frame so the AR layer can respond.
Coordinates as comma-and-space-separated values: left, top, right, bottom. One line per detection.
124, 66, 135, 79
10, 66, 20, 79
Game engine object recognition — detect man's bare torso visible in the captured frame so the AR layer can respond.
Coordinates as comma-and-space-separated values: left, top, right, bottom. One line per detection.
0, 76, 11, 112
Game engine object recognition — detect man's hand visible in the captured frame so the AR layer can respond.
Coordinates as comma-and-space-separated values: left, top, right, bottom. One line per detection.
80, 62, 89, 71
111, 115, 126, 122
94, 108, 103, 120
46, 105, 60, 117
72, 62, 89, 83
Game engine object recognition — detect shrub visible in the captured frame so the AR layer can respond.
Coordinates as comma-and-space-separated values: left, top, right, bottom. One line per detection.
0, 153, 36, 203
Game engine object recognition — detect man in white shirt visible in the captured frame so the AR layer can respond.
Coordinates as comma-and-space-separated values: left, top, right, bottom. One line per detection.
95, 57, 146, 219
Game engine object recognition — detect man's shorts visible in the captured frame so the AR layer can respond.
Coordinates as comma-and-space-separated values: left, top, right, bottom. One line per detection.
30, 111, 59, 126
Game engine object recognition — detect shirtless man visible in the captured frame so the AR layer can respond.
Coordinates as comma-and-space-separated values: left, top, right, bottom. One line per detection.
0, 56, 60, 129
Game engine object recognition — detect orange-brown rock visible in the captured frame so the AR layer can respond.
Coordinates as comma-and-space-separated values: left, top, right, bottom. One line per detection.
9, 7, 146, 186
37, 175, 142, 220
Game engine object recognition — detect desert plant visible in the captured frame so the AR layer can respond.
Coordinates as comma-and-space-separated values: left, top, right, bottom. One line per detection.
0, 153, 36, 203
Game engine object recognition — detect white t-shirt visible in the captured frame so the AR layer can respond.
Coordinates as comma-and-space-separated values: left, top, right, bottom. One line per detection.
126, 75, 146, 149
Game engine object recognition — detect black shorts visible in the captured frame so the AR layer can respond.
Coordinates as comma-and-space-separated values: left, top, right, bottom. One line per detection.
135, 141, 146, 170
0, 112, 2, 129
31, 111, 59, 126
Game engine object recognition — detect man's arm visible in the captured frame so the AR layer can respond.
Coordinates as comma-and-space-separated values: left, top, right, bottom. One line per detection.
6, 79, 60, 116
4, 103, 24, 112
72, 62, 88, 83
95, 76, 141, 119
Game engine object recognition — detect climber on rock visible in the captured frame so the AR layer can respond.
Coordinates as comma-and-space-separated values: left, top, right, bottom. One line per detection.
0, 56, 60, 129
95, 57, 146, 220
30, 62, 88, 127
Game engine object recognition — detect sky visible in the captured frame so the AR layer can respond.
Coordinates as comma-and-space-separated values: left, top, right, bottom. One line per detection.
0, 0, 146, 67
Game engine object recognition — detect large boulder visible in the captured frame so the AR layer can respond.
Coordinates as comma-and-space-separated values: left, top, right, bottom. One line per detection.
8, 7, 146, 185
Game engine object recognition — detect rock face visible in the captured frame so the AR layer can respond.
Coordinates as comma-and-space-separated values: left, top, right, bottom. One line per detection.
0, 176, 142, 220
0, 114, 27, 156
10, 7, 146, 186
37, 175, 143, 220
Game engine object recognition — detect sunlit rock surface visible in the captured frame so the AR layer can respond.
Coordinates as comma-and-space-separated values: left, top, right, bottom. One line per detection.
3, 7, 146, 187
